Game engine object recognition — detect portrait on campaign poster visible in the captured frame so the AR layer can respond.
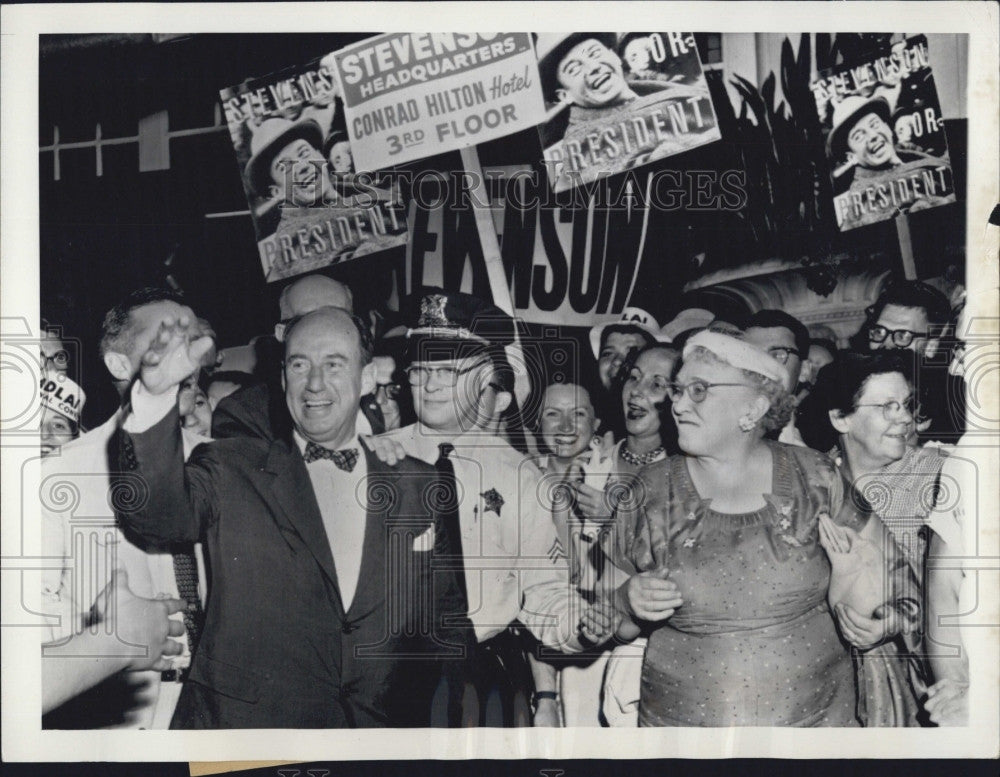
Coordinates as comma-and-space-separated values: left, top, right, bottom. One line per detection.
812, 34, 957, 231
220, 57, 408, 283
537, 32, 722, 193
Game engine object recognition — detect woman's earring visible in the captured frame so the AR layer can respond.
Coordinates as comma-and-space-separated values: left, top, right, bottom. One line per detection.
738, 414, 756, 432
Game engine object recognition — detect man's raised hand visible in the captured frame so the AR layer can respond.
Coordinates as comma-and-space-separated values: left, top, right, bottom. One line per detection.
139, 314, 215, 395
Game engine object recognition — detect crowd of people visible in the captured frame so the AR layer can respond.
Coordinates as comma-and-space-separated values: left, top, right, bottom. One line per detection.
39, 270, 971, 729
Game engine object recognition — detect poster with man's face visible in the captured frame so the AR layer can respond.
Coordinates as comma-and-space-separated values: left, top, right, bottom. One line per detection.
812, 34, 957, 231
537, 32, 721, 193
220, 57, 408, 283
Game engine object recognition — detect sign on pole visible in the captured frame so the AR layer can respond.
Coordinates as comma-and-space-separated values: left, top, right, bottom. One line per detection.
536, 32, 721, 193
220, 56, 408, 283
811, 34, 957, 232
331, 33, 546, 172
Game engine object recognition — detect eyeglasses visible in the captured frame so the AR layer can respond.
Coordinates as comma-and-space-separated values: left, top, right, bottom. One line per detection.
41, 350, 70, 370
375, 382, 401, 400
868, 325, 928, 347
668, 380, 753, 403
854, 396, 918, 421
405, 359, 488, 388
766, 346, 800, 365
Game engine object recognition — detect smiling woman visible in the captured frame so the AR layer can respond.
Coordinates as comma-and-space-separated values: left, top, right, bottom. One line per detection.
602, 331, 920, 727
820, 350, 947, 726
822, 350, 947, 578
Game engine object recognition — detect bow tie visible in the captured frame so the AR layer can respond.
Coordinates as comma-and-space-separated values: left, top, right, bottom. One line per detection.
303, 442, 359, 472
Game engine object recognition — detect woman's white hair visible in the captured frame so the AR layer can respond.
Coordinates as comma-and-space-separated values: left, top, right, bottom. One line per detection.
684, 345, 795, 432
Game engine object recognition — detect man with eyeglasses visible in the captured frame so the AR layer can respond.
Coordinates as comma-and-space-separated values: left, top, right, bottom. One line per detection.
864, 281, 950, 359
744, 310, 811, 447
370, 355, 403, 432
40, 326, 70, 374
376, 290, 619, 727
860, 280, 963, 442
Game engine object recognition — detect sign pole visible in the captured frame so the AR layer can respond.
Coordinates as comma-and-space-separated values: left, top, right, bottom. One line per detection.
459, 146, 514, 315
459, 145, 529, 408
895, 214, 918, 280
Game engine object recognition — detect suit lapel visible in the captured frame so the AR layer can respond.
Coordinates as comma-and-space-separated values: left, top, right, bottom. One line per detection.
345, 442, 397, 621
261, 438, 346, 620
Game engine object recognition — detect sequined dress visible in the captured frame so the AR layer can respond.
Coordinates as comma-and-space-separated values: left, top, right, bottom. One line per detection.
607, 442, 860, 726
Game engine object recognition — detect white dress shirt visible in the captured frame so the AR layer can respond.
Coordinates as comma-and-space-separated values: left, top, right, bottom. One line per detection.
294, 432, 368, 611
378, 423, 586, 650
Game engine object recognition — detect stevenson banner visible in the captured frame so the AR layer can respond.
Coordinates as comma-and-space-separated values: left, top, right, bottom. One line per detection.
537, 32, 721, 193
221, 55, 408, 283
812, 34, 956, 231
406, 165, 660, 327
331, 33, 546, 172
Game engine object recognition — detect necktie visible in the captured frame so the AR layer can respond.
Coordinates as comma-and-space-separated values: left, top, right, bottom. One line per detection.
172, 548, 203, 655
434, 443, 473, 728
303, 442, 359, 471
435, 443, 466, 602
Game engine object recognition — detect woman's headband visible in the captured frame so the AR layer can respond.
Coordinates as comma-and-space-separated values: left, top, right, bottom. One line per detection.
683, 330, 788, 388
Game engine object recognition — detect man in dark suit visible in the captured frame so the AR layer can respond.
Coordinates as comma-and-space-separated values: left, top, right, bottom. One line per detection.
115, 306, 472, 728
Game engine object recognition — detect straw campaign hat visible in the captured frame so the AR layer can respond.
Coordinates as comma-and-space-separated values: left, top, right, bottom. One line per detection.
245, 117, 325, 198
827, 95, 891, 161
659, 308, 716, 343
40, 370, 85, 425
535, 33, 619, 102
588, 306, 662, 359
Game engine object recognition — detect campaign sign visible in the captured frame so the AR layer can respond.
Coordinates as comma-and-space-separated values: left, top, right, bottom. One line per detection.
331, 33, 546, 172
811, 35, 956, 232
220, 57, 408, 283
537, 32, 721, 193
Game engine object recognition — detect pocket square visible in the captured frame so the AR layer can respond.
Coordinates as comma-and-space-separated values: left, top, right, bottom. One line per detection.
412, 524, 435, 552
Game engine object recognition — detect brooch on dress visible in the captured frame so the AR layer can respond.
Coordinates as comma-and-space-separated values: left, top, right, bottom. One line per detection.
768, 496, 802, 548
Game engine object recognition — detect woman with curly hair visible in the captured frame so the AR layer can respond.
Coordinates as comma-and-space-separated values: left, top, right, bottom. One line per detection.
605, 331, 915, 726
531, 346, 679, 726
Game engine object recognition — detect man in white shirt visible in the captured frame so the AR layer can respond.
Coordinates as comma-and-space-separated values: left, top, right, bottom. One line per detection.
42, 287, 213, 729
378, 290, 618, 725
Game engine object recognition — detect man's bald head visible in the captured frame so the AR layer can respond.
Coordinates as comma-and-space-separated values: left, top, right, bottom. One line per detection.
278, 274, 353, 320
283, 306, 374, 366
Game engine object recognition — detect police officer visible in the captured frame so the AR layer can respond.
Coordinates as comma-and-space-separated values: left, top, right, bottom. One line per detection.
376, 290, 617, 726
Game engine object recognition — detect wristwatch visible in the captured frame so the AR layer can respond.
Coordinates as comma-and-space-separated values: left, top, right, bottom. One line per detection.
531, 690, 559, 712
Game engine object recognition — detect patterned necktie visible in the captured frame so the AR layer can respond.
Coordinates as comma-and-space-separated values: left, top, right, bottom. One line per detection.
303, 442, 359, 471
172, 548, 203, 654
435, 443, 467, 602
